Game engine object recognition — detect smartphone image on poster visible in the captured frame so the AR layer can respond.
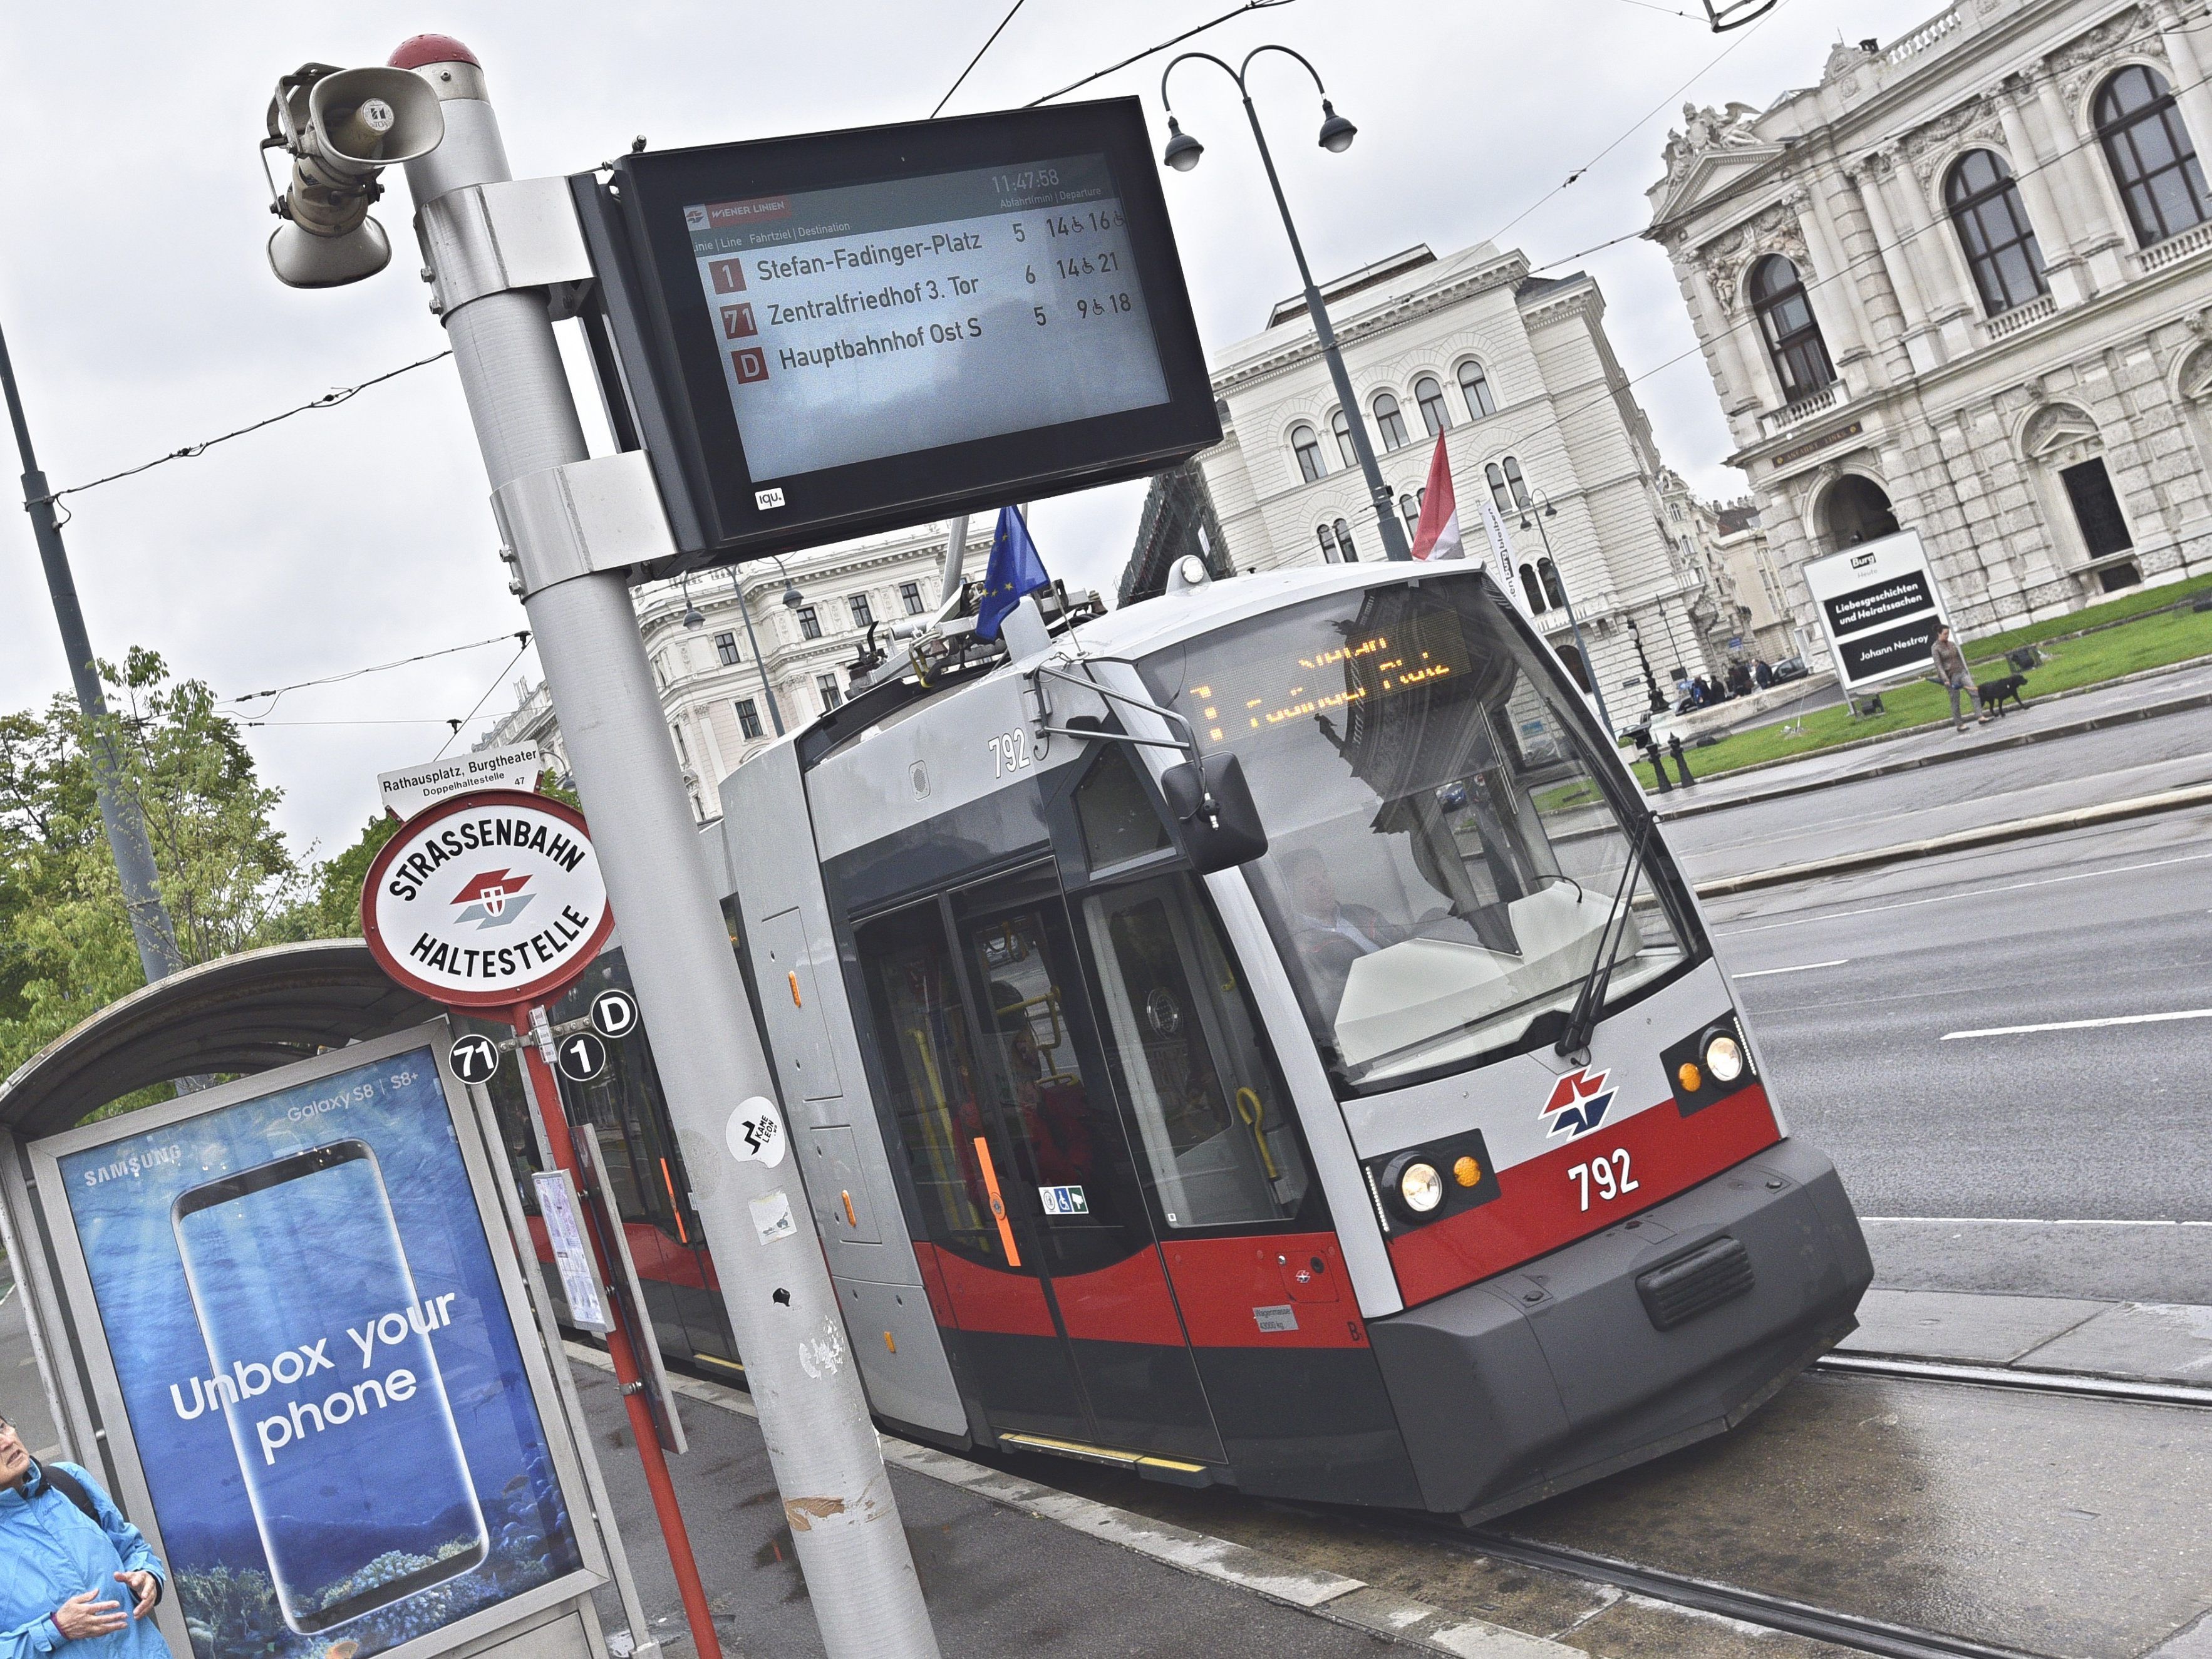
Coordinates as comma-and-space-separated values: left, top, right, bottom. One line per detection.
172, 1140, 488, 1632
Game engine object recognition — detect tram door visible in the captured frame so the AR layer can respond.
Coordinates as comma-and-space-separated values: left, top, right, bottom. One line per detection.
855, 863, 1224, 1464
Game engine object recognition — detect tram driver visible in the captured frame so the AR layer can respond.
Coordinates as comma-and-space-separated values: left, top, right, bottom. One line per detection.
1283, 847, 1408, 1016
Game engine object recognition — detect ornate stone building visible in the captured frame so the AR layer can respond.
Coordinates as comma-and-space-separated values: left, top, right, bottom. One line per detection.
476, 522, 971, 822
1648, 0, 2212, 651
1191, 242, 1741, 721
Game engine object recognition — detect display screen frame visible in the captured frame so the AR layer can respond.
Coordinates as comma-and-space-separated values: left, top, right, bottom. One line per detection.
578, 98, 1221, 567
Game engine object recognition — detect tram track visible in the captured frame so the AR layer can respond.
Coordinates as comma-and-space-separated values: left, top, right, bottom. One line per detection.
1812, 1351, 2212, 1409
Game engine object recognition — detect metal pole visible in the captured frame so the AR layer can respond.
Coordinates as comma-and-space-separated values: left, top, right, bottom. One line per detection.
730, 567, 786, 737
512, 1008, 720, 1659
1236, 95, 1410, 561
1524, 497, 1618, 739
397, 46, 939, 1659
0, 320, 183, 984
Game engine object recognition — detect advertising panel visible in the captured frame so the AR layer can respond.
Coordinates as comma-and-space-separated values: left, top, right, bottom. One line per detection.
1801, 529, 1949, 691
36, 1031, 597, 1659
572, 98, 1221, 568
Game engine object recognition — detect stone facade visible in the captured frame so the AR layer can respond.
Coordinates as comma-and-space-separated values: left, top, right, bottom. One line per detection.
475, 523, 969, 822
1191, 242, 1742, 727
1648, 0, 2212, 659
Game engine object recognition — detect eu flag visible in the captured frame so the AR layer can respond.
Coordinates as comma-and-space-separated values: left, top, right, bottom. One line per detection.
975, 506, 1050, 642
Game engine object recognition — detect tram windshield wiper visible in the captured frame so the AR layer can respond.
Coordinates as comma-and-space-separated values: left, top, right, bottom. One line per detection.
1553, 810, 1657, 1064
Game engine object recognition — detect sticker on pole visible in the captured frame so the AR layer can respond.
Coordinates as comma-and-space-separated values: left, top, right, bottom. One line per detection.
360, 788, 614, 1009
726, 1095, 787, 1168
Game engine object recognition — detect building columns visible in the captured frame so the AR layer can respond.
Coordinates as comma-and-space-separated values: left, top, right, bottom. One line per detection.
1792, 183, 1878, 393
1849, 152, 1944, 375
2158, 4, 2212, 209
1876, 157, 1978, 359
1997, 83, 2091, 307
1686, 257, 1764, 428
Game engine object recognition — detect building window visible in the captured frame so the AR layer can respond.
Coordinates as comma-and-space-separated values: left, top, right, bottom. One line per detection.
1486, 456, 1531, 515
736, 698, 763, 740
1457, 360, 1496, 419
1748, 254, 1835, 403
1414, 375, 1450, 436
1290, 423, 1326, 482
1946, 150, 2048, 315
1399, 493, 1420, 537
796, 604, 821, 639
670, 723, 690, 765
1333, 517, 1357, 562
2096, 65, 2211, 247
2059, 458, 2134, 558
1517, 562, 1546, 611
713, 630, 740, 666
849, 594, 874, 629
900, 580, 926, 614
651, 651, 669, 690
1330, 408, 1357, 468
1372, 391, 1409, 450
1317, 524, 1338, 562
817, 672, 844, 711
1538, 558, 1566, 610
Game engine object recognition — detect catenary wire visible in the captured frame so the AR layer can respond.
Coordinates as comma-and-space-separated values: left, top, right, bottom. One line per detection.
224, 631, 532, 716
1023, 0, 1299, 108
31, 350, 453, 507
433, 638, 534, 761
931, 0, 1033, 118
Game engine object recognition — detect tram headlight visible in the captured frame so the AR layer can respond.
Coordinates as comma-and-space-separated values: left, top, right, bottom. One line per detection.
1398, 1160, 1445, 1214
1703, 1033, 1745, 1084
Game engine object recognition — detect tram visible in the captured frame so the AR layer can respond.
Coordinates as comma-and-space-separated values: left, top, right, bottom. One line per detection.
524, 558, 1873, 1522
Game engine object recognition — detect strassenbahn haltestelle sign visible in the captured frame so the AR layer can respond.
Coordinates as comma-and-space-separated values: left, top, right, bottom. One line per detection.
361, 789, 612, 1008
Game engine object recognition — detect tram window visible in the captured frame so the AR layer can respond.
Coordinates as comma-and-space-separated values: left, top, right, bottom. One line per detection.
1081, 875, 1308, 1227
1139, 574, 1697, 1090
1075, 746, 1171, 871
853, 904, 998, 1260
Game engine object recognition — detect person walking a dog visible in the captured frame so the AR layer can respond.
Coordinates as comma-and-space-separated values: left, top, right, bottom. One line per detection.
1931, 624, 1989, 732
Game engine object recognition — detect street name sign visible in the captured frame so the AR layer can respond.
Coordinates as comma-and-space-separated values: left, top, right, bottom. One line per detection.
569, 98, 1219, 567
1802, 529, 1950, 691
361, 788, 613, 1008
378, 743, 544, 820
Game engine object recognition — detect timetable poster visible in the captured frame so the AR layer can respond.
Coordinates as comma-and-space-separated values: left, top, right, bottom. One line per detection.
684, 152, 1172, 479
56, 1050, 583, 1659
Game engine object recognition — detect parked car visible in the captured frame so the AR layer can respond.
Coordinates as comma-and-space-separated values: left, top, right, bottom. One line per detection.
1769, 656, 1809, 683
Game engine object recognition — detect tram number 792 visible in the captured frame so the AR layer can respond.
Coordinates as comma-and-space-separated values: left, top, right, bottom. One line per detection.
986, 729, 1036, 777
1568, 1149, 1640, 1212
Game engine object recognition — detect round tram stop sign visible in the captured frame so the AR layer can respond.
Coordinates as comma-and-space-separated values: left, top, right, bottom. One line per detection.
361, 788, 613, 1009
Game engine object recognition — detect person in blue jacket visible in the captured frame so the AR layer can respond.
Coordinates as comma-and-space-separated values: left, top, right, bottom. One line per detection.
1, 1408, 172, 1659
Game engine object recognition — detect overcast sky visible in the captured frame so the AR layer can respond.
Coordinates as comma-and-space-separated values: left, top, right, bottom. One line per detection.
0, 0, 1942, 863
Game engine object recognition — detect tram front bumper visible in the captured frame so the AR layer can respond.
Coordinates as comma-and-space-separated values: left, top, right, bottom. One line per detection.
1367, 1136, 1871, 1522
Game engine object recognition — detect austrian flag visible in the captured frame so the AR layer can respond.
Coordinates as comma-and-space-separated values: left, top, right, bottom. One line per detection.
1409, 433, 1463, 561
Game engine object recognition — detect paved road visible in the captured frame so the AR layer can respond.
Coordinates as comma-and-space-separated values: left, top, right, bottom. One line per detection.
1705, 805, 2212, 1245
1663, 696, 2212, 880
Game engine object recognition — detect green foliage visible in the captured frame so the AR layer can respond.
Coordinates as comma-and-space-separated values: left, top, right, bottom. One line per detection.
302, 813, 403, 939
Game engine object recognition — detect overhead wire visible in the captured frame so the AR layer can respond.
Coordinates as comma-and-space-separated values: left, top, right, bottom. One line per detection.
432, 637, 535, 760
224, 631, 532, 716
1023, 0, 1298, 108
931, 0, 1033, 118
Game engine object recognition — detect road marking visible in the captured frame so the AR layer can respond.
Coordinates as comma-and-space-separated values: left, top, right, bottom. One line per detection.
1715, 847, 2212, 937
1942, 1008, 2212, 1040
1861, 1216, 2212, 1226
1730, 958, 1849, 979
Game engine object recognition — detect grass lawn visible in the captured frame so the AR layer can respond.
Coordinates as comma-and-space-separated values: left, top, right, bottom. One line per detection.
1620, 585, 2212, 788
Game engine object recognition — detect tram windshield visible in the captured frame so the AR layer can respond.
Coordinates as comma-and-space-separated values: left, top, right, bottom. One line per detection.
1143, 572, 1700, 1090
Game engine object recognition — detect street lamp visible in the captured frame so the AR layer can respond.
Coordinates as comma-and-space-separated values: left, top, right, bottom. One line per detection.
1625, 618, 1668, 715
1160, 47, 1410, 560
1516, 489, 1618, 739
686, 562, 790, 738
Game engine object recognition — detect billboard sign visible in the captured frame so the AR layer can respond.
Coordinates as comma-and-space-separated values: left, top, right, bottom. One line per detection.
360, 790, 612, 1010
30, 1026, 604, 1659
1802, 529, 1949, 690
571, 98, 1221, 567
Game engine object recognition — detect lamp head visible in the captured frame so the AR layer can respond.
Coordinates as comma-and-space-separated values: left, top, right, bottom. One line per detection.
782, 584, 804, 610
1162, 116, 1204, 173
683, 605, 705, 629
1317, 100, 1357, 154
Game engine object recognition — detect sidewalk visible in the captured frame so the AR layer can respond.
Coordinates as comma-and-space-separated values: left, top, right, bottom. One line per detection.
1648, 654, 2212, 820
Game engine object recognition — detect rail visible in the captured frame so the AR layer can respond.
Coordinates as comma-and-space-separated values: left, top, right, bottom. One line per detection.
1759, 383, 1842, 437
2137, 219, 2212, 274
1883, 6, 1963, 67
1982, 292, 2055, 343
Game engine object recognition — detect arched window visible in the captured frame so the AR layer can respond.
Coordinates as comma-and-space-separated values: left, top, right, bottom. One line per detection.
1317, 524, 1338, 562
1289, 423, 1325, 482
1486, 456, 1532, 516
1458, 361, 1496, 419
1538, 558, 1567, 610
1333, 517, 1358, 562
1517, 562, 1545, 611
1330, 408, 1357, 468
1400, 493, 1420, 537
1945, 150, 2048, 315
1749, 255, 1835, 402
1372, 391, 1409, 450
1414, 375, 1450, 436
2096, 66, 2211, 247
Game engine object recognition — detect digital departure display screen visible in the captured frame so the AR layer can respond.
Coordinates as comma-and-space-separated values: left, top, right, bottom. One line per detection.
577, 100, 1221, 568
682, 155, 1171, 480
1184, 616, 1475, 746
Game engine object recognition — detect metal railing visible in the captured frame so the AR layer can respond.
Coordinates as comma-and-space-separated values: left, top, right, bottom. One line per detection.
1759, 383, 1842, 437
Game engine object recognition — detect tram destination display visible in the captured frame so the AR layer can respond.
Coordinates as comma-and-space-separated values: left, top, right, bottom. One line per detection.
572, 100, 1219, 566
1802, 529, 1950, 691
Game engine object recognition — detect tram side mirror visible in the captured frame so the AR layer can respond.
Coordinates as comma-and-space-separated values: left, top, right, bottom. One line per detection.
1159, 753, 1268, 874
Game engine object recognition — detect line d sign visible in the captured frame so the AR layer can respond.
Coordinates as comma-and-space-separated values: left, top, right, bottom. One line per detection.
361, 788, 614, 1008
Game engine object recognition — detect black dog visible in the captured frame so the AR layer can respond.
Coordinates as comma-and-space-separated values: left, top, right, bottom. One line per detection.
1976, 673, 2030, 716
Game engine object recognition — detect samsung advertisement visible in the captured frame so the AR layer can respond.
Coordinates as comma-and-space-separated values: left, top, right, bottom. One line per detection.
38, 1031, 596, 1659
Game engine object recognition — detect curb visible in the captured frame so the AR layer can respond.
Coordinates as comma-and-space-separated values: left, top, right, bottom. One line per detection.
1647, 654, 2212, 820
1691, 780, 2212, 896
566, 1343, 1582, 1658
